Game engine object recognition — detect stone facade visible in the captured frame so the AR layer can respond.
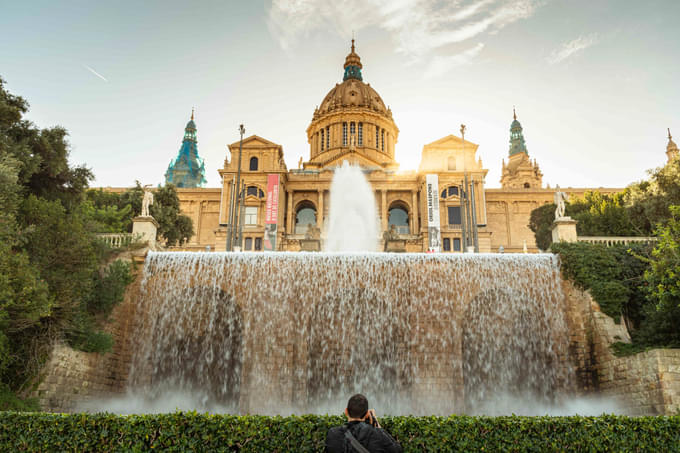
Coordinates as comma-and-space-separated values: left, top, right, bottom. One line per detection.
161, 43, 624, 254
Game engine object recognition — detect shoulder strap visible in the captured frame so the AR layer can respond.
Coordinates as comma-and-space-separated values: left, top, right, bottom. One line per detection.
344, 428, 371, 453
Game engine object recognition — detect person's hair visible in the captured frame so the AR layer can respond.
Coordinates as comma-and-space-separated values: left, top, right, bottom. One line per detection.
346, 394, 368, 418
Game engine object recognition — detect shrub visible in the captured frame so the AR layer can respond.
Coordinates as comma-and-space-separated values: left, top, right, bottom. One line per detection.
0, 413, 678, 452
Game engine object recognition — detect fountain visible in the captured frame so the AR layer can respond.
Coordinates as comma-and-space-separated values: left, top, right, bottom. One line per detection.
119, 163, 582, 415
324, 162, 379, 252
128, 252, 573, 415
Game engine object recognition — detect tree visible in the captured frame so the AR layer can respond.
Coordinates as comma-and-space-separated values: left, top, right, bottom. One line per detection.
636, 205, 680, 347
528, 203, 555, 251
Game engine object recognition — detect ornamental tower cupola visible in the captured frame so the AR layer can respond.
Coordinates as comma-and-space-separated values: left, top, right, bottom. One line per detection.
667, 128, 678, 162
165, 109, 207, 188
501, 108, 543, 189
304, 39, 399, 171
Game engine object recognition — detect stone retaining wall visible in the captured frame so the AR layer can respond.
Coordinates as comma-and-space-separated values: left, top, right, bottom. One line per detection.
32, 257, 141, 412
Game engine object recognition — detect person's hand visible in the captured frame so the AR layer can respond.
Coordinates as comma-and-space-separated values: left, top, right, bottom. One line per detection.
366, 409, 381, 428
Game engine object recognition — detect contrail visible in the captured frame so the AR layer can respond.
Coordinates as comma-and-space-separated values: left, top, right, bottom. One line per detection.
83, 64, 108, 82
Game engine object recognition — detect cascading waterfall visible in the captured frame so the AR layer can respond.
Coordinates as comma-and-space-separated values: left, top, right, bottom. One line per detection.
127, 251, 575, 415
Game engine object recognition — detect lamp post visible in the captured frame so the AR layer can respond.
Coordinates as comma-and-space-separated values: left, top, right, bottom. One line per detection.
229, 124, 245, 251
460, 124, 479, 253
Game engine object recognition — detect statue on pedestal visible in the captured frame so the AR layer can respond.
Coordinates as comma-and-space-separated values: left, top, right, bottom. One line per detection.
382, 224, 399, 242
305, 223, 321, 240
554, 185, 568, 220
141, 185, 154, 217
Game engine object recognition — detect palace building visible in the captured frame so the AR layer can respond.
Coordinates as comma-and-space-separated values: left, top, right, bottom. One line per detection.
173, 41, 625, 253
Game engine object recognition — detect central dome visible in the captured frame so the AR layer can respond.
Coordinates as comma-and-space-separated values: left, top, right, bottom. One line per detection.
318, 79, 389, 117
305, 40, 399, 170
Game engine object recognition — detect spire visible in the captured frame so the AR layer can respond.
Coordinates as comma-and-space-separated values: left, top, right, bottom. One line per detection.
509, 108, 528, 156
166, 112, 206, 188
343, 39, 363, 81
667, 128, 679, 162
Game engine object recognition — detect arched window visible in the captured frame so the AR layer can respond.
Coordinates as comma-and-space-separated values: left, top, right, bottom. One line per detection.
350, 122, 356, 135
295, 201, 317, 234
375, 126, 379, 149
249, 156, 258, 171
326, 126, 330, 149
343, 123, 348, 146
441, 186, 459, 199
320, 129, 325, 151
388, 203, 409, 235
381, 129, 385, 151
523, 182, 531, 188
358, 123, 363, 145
246, 186, 264, 198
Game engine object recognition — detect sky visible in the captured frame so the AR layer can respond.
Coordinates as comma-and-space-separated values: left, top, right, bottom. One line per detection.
1, 0, 678, 189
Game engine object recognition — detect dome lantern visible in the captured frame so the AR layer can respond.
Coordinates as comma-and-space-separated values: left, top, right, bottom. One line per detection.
343, 39, 363, 81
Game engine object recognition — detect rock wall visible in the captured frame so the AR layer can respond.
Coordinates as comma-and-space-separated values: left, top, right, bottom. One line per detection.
562, 281, 680, 415
32, 257, 141, 412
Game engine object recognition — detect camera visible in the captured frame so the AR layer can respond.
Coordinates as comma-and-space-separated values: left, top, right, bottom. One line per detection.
365, 412, 377, 427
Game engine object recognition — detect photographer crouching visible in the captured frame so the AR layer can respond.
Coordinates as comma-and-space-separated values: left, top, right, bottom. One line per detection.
325, 394, 402, 453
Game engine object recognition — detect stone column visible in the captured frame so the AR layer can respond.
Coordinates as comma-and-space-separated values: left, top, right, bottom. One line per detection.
411, 191, 418, 234
317, 189, 324, 229
381, 189, 388, 232
286, 190, 293, 234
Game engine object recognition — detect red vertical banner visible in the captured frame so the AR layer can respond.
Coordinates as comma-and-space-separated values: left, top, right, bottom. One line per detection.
264, 174, 280, 251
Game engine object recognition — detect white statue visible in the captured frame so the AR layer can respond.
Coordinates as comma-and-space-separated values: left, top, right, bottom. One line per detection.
554, 185, 568, 219
141, 184, 154, 217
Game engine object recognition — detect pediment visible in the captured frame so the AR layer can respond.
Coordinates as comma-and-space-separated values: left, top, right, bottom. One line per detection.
424, 134, 478, 150
228, 135, 281, 149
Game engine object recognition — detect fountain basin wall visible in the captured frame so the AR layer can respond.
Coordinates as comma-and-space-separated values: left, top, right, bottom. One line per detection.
127, 252, 575, 415
32, 252, 680, 415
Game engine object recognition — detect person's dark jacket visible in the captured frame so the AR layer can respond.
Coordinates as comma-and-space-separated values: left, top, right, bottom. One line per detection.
325, 420, 402, 453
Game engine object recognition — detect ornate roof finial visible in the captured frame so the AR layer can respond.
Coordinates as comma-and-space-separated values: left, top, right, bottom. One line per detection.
191, 107, 195, 121
669, 128, 672, 140
513, 106, 517, 120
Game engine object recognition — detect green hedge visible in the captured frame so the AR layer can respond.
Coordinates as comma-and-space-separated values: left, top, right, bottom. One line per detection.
1, 412, 679, 452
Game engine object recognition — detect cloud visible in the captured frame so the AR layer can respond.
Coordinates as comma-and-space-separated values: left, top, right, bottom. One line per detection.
547, 34, 599, 65
83, 64, 108, 82
423, 43, 485, 79
267, 0, 546, 76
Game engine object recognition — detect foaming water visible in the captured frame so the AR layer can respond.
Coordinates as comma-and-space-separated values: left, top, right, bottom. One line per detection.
324, 163, 378, 252
114, 251, 591, 415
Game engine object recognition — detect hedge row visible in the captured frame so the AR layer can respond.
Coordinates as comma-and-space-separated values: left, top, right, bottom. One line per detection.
2, 412, 679, 452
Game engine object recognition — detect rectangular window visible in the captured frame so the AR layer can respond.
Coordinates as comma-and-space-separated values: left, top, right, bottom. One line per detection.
375, 126, 379, 149
453, 238, 461, 251
381, 129, 385, 151
244, 237, 253, 251
448, 206, 461, 225
443, 238, 451, 251
326, 126, 330, 149
358, 123, 363, 145
320, 129, 324, 151
343, 123, 348, 146
254, 237, 262, 251
245, 206, 258, 225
